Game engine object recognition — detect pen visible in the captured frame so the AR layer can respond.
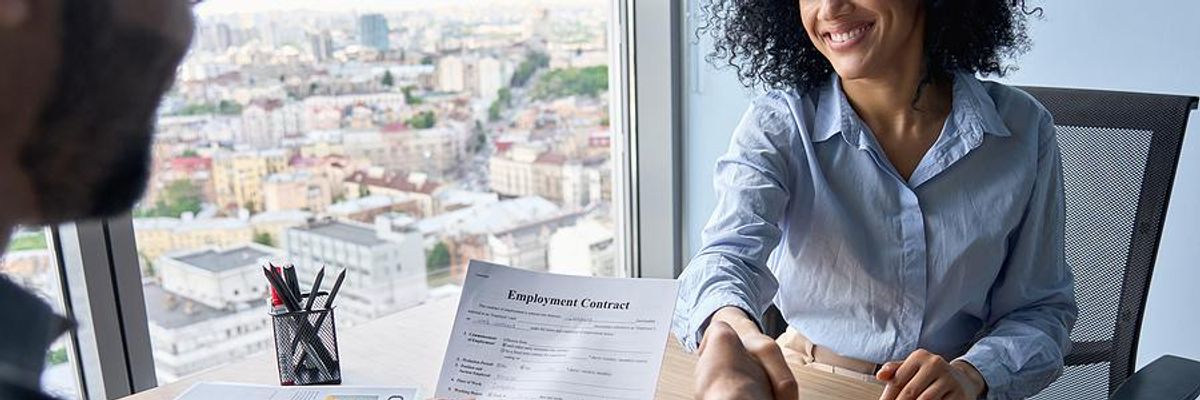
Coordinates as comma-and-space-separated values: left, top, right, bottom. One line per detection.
304, 267, 325, 312
323, 268, 347, 310
288, 268, 346, 370
264, 267, 336, 374
283, 264, 302, 304
263, 267, 300, 311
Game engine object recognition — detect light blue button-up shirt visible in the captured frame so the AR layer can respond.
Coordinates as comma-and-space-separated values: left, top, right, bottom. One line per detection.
674, 72, 1078, 399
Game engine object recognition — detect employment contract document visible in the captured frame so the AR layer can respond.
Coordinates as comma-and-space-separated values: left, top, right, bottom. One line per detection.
436, 260, 679, 400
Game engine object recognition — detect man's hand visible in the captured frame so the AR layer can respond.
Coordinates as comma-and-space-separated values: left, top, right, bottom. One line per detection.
693, 307, 798, 400
876, 349, 986, 400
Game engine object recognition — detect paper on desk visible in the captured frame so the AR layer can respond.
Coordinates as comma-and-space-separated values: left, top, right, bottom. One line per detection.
175, 382, 419, 400
436, 260, 680, 400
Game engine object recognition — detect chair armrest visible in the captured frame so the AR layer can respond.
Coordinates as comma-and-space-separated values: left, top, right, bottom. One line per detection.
1109, 355, 1200, 400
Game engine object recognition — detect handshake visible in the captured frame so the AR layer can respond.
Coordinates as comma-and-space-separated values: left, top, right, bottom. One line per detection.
693, 307, 987, 400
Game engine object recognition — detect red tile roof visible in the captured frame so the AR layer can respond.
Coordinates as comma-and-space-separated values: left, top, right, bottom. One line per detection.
344, 170, 441, 194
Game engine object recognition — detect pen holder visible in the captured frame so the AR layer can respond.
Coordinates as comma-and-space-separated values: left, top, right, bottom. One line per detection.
270, 308, 342, 385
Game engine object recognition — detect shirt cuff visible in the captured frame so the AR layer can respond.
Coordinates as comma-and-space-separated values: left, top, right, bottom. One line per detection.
677, 290, 764, 353
957, 345, 1011, 400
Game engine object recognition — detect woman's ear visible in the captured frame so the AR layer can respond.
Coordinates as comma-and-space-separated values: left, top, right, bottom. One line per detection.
0, 0, 30, 28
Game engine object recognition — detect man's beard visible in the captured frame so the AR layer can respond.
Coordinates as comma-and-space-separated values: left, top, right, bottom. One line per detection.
18, 0, 188, 223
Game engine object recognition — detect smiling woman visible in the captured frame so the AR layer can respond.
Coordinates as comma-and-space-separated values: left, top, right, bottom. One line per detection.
680, 0, 1078, 400
699, 0, 1038, 94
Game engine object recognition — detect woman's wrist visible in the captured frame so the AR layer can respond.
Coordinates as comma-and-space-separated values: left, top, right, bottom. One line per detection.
949, 359, 987, 398
710, 306, 763, 338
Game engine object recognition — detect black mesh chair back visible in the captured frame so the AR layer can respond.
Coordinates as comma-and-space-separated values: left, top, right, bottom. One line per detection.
1021, 87, 1196, 399
758, 87, 1197, 399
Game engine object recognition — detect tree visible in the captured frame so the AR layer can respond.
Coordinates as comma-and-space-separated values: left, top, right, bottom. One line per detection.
253, 231, 274, 247
487, 87, 513, 122
532, 65, 608, 100
381, 70, 395, 87
510, 51, 550, 88
402, 85, 424, 105
488, 100, 503, 122
427, 241, 451, 272
181, 149, 199, 157
406, 111, 436, 129
135, 179, 203, 218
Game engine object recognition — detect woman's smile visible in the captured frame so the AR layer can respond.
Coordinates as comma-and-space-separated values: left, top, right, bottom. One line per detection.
823, 21, 875, 51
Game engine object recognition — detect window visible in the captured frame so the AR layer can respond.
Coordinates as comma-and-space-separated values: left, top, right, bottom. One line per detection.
0, 227, 83, 399
130, 0, 629, 385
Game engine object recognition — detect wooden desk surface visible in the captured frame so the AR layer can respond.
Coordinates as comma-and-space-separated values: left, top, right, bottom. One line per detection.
124, 296, 883, 400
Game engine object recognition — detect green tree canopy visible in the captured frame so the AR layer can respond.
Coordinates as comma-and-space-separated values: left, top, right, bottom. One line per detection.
253, 231, 274, 247
427, 241, 451, 272
532, 65, 608, 100
510, 51, 550, 88
406, 111, 436, 129
135, 179, 203, 218
381, 70, 395, 87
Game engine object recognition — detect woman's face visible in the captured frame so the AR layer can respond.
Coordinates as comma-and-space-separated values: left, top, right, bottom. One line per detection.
799, 0, 925, 80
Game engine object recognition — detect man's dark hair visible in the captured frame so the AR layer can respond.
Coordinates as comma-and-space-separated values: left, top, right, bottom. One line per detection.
699, 0, 1042, 93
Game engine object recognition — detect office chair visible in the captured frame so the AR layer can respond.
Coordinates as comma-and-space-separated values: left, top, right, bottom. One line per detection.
760, 87, 1200, 399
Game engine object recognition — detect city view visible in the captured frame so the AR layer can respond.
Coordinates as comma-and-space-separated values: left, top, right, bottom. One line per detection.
0, 0, 621, 397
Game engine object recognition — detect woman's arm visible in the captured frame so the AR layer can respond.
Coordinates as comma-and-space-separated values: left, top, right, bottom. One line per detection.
957, 111, 1079, 399
671, 92, 799, 350
672, 93, 803, 400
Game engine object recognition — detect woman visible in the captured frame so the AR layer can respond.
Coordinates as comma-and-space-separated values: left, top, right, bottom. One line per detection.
674, 0, 1077, 399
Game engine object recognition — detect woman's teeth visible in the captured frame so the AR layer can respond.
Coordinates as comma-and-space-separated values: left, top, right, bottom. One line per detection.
829, 24, 871, 44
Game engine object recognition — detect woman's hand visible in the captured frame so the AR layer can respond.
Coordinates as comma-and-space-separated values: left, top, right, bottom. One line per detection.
693, 307, 798, 400
876, 349, 986, 400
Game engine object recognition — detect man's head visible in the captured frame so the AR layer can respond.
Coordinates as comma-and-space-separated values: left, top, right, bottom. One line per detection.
0, 0, 194, 226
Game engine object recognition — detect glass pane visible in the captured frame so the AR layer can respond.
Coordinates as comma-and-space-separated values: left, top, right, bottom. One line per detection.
1, 227, 83, 398
136, 0, 624, 384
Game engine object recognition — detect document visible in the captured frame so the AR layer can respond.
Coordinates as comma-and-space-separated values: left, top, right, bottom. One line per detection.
436, 260, 680, 400
175, 382, 418, 400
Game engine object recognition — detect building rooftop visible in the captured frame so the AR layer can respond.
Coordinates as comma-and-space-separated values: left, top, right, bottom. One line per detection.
294, 220, 387, 246
134, 217, 250, 232
327, 194, 402, 215
416, 196, 562, 237
249, 210, 313, 224
344, 170, 441, 194
143, 283, 235, 329
173, 246, 272, 273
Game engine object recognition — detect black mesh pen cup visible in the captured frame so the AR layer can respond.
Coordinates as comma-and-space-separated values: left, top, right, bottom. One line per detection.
270, 308, 341, 385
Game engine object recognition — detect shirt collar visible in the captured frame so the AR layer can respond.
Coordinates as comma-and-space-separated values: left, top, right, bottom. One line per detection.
810, 71, 1011, 145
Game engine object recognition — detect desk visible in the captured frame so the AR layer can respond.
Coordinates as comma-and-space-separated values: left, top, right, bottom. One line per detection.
124, 297, 883, 400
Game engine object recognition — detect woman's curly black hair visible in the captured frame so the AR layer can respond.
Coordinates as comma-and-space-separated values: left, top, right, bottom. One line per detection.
699, 0, 1042, 94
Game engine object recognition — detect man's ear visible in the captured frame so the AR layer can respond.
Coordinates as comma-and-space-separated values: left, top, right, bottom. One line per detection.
0, 0, 30, 28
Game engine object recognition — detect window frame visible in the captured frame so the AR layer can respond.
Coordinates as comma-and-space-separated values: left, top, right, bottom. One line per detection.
68, 0, 687, 395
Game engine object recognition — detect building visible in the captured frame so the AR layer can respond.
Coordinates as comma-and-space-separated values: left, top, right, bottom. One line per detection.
239, 99, 302, 149
358, 14, 390, 52
476, 57, 509, 102
342, 126, 470, 180
489, 145, 568, 203
414, 196, 579, 280
309, 29, 334, 62
284, 218, 428, 326
547, 218, 617, 277
301, 93, 408, 131
436, 55, 466, 93
561, 157, 609, 210
326, 194, 420, 223
145, 244, 282, 382
262, 172, 333, 213
134, 217, 254, 267
343, 169, 441, 217
211, 149, 289, 212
